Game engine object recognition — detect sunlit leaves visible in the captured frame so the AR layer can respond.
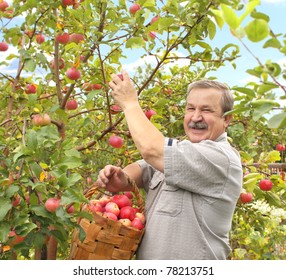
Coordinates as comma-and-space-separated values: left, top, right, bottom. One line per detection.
245, 19, 269, 42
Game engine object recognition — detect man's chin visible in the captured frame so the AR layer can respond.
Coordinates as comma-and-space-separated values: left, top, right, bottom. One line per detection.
188, 134, 207, 143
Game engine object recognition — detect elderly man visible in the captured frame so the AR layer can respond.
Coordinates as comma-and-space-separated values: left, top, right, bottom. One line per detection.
97, 70, 242, 260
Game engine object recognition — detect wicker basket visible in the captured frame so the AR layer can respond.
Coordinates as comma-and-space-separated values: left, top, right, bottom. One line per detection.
69, 178, 145, 260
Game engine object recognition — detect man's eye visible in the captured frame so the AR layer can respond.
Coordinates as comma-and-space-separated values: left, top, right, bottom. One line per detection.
187, 107, 195, 111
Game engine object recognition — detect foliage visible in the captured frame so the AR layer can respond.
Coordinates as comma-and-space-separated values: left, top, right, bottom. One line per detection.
0, 0, 285, 260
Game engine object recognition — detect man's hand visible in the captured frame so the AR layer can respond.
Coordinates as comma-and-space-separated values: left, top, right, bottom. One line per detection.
109, 70, 138, 110
96, 165, 131, 193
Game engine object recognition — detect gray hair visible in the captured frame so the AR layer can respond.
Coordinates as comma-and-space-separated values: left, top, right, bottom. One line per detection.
187, 80, 234, 114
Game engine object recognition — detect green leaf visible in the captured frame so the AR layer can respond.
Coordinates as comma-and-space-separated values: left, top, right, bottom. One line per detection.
31, 205, 51, 218
0, 222, 10, 242
264, 150, 281, 163
165, 0, 179, 15
125, 37, 146, 49
24, 58, 37, 72
221, 4, 240, 30
263, 38, 282, 49
61, 188, 89, 205
253, 103, 275, 121
239, 0, 260, 23
0, 197, 12, 221
257, 83, 278, 94
251, 99, 280, 107
5, 185, 19, 198
243, 177, 260, 192
157, 17, 175, 30
15, 223, 37, 236
210, 9, 224, 29
268, 112, 286, 128
26, 129, 38, 149
58, 157, 82, 169
244, 19, 269, 42
264, 192, 282, 207
207, 20, 216, 40
232, 87, 256, 98
29, 162, 42, 179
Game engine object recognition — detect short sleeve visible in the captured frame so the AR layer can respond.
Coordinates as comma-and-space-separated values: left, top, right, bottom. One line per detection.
136, 159, 156, 193
164, 138, 231, 199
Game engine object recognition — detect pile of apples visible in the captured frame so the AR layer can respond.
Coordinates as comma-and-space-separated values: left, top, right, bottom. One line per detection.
85, 192, 145, 230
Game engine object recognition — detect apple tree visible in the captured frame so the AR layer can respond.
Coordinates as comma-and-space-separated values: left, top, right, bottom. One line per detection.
0, 0, 285, 260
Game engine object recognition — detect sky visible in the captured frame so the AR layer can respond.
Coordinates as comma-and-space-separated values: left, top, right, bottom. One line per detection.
1, 0, 286, 89
122, 0, 286, 88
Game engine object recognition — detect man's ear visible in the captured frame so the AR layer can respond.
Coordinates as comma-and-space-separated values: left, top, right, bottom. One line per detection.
224, 114, 232, 128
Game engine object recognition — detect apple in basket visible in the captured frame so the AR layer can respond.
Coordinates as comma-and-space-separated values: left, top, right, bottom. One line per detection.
119, 206, 137, 220
103, 212, 118, 221
118, 218, 132, 227
86, 192, 146, 230
111, 194, 132, 208
105, 202, 120, 216
131, 217, 145, 230
87, 202, 104, 213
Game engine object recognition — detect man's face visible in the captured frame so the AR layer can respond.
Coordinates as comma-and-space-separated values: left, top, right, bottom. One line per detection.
183, 87, 231, 143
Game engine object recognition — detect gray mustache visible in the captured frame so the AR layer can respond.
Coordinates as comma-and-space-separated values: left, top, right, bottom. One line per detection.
188, 121, 208, 129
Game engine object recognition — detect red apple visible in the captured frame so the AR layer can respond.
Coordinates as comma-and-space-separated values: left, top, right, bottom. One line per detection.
119, 206, 136, 220
66, 205, 74, 213
9, 230, 26, 245
62, 0, 75, 6
123, 191, 133, 199
66, 67, 81, 80
36, 33, 45, 44
83, 82, 102, 91
111, 194, 132, 208
25, 30, 34, 38
276, 144, 285, 152
148, 31, 156, 39
135, 212, 146, 224
259, 179, 273, 191
110, 104, 122, 115
50, 58, 65, 69
129, 3, 140, 15
150, 15, 159, 24
88, 202, 104, 213
131, 217, 145, 230
32, 113, 51, 126
45, 197, 61, 212
55, 32, 70, 44
105, 202, 120, 216
92, 83, 102, 90
118, 218, 132, 227
25, 195, 30, 204
97, 196, 111, 207
0, 41, 9, 51
69, 33, 84, 43
12, 195, 21, 207
0, 1, 8, 12
240, 192, 253, 204
103, 212, 118, 221
108, 135, 124, 148
145, 109, 156, 120
25, 83, 37, 94
66, 99, 78, 110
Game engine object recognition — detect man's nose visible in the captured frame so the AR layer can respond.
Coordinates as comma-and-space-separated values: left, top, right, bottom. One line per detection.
191, 109, 203, 121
